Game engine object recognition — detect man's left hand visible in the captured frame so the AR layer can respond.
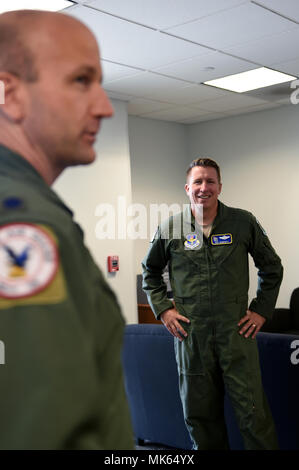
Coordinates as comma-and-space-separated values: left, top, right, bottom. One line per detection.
238, 310, 266, 339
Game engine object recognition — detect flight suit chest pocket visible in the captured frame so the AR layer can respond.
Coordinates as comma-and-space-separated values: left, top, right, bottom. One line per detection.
169, 240, 203, 269
174, 326, 203, 376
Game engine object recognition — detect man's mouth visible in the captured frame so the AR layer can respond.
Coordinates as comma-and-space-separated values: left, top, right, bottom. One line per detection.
83, 129, 99, 144
197, 195, 210, 199
83, 124, 100, 138
83, 132, 96, 141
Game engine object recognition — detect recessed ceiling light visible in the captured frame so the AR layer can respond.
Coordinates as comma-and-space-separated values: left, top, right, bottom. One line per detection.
204, 67, 297, 93
0, 0, 75, 14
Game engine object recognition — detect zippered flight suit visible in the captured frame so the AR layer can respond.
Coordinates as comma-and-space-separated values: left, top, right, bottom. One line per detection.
0, 145, 134, 450
142, 202, 283, 450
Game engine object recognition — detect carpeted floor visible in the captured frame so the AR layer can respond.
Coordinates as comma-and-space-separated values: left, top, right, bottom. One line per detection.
135, 441, 177, 450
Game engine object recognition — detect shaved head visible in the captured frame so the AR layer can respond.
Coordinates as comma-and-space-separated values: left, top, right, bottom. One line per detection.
0, 9, 113, 184
0, 10, 92, 81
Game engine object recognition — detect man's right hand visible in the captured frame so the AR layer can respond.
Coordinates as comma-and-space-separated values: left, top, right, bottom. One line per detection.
160, 308, 190, 341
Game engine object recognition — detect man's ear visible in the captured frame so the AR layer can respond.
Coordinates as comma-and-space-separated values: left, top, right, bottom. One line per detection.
0, 72, 26, 123
184, 182, 190, 196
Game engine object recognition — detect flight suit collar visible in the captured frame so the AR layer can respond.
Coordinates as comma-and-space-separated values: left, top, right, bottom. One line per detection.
211, 200, 229, 232
0, 144, 74, 217
0, 144, 44, 182
180, 201, 232, 266
183, 199, 228, 233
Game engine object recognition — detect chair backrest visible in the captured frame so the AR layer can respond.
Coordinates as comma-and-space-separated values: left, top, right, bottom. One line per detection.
123, 324, 299, 450
123, 324, 193, 449
136, 274, 148, 304
290, 288, 299, 329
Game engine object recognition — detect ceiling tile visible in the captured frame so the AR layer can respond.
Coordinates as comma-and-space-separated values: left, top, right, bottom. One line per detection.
101, 61, 144, 85
127, 99, 175, 115
222, 101, 282, 115
197, 93, 269, 112
255, 0, 299, 22
272, 57, 299, 76
104, 72, 187, 99
224, 27, 299, 66
165, 2, 297, 49
275, 98, 294, 105
84, 0, 247, 30
166, 84, 231, 104
153, 51, 257, 83
68, 6, 207, 69
105, 76, 233, 106
243, 81, 295, 102
179, 112, 230, 123
106, 90, 133, 101
145, 83, 230, 105
137, 106, 214, 122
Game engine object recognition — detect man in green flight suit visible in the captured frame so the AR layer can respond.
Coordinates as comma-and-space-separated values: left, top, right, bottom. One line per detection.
0, 10, 133, 449
142, 157, 283, 450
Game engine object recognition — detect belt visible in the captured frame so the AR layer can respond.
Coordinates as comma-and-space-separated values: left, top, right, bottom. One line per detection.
174, 296, 200, 304
174, 294, 248, 304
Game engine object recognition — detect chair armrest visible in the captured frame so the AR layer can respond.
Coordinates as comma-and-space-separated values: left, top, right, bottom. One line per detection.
261, 308, 291, 333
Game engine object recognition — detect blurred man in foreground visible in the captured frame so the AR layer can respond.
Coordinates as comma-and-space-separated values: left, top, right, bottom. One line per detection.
0, 9, 133, 450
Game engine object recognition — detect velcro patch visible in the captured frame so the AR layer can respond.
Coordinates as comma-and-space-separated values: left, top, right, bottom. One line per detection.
211, 233, 233, 245
0, 223, 60, 300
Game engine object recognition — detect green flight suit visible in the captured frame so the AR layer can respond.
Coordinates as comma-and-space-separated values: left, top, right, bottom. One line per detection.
142, 202, 283, 450
0, 145, 134, 450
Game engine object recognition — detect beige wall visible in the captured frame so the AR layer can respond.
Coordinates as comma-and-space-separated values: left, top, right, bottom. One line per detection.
128, 116, 188, 273
54, 100, 137, 323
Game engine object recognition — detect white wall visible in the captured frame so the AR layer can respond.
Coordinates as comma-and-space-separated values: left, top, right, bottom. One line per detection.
128, 116, 188, 273
186, 104, 299, 308
54, 100, 137, 323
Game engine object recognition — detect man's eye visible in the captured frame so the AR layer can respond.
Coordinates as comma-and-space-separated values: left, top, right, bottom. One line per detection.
76, 75, 91, 85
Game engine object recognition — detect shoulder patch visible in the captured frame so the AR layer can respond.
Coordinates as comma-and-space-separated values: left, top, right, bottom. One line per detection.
0, 223, 59, 299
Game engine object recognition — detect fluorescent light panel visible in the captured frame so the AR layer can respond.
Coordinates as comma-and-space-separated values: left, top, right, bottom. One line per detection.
0, 0, 75, 14
204, 67, 297, 93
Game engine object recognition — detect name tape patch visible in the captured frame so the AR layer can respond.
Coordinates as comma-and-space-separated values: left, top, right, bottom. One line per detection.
211, 233, 233, 245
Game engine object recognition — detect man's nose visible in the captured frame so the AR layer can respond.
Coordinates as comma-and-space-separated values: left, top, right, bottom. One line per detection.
92, 86, 114, 118
200, 181, 208, 191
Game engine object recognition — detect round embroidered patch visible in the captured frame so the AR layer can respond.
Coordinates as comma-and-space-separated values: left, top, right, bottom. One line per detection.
0, 223, 58, 299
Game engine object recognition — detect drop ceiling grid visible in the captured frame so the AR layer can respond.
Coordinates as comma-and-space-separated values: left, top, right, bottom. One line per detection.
66, 1, 299, 123
163, 3, 298, 50
69, 6, 210, 69
82, 0, 250, 30
253, 0, 299, 23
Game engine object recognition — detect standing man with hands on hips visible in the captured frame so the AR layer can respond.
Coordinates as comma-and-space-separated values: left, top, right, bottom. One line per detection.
142, 157, 283, 450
